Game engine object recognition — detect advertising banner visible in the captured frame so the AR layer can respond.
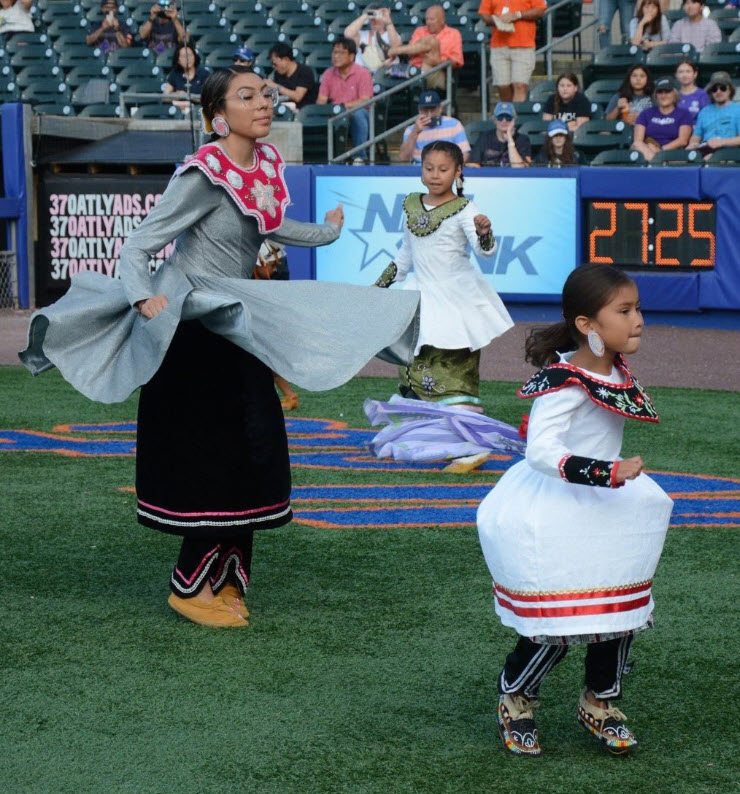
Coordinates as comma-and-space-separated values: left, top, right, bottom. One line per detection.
314, 171, 578, 297
36, 175, 170, 306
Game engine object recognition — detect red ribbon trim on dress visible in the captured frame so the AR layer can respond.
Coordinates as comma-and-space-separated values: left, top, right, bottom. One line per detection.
495, 593, 652, 618
494, 580, 652, 603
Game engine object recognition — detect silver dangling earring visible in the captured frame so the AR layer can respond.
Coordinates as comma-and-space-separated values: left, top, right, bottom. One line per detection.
455, 176, 463, 191
211, 116, 230, 137
587, 330, 605, 357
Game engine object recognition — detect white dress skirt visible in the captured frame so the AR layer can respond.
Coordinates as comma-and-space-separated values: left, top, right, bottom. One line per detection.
477, 354, 674, 640
391, 195, 513, 355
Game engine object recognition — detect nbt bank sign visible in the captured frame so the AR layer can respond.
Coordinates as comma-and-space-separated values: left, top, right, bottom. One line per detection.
314, 174, 577, 296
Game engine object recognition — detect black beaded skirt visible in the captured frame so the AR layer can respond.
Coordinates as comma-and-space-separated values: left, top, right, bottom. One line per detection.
135, 320, 292, 538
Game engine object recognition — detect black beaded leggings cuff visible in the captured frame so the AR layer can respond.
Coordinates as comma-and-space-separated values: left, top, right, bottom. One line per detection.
477, 231, 494, 251
375, 261, 397, 288
558, 454, 620, 488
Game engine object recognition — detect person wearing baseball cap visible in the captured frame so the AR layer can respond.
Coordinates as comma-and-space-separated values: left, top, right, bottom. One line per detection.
233, 46, 254, 66
399, 89, 470, 163
630, 76, 692, 162
688, 71, 740, 158
139, 3, 187, 55
86, 0, 133, 52
468, 101, 531, 167
532, 119, 584, 166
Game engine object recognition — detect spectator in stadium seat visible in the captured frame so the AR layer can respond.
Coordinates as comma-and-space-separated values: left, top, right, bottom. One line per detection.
532, 119, 585, 166
668, 0, 721, 53
542, 73, 592, 132
0, 0, 34, 40
632, 76, 693, 161
675, 59, 710, 122
164, 43, 210, 113
478, 0, 546, 103
387, 5, 463, 91
687, 71, 740, 158
266, 41, 318, 111
344, 4, 402, 75
605, 64, 654, 125
596, 0, 633, 49
467, 101, 531, 167
86, 0, 133, 53
399, 90, 471, 164
629, 0, 671, 51
317, 37, 374, 161
139, 2, 187, 55
233, 47, 254, 68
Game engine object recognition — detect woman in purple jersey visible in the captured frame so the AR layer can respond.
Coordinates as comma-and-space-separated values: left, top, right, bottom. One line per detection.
632, 76, 693, 161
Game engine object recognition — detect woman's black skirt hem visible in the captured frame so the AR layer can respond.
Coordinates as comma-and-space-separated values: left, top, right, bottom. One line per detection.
135, 320, 292, 539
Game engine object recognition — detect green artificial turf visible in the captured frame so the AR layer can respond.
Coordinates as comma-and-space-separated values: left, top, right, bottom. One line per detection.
1, 367, 738, 793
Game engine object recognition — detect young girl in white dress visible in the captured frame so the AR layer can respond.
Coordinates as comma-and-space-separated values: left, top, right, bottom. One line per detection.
477, 264, 673, 757
368, 141, 515, 472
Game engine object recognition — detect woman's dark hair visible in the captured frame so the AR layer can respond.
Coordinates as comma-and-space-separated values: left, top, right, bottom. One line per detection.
525, 264, 635, 367
636, 0, 663, 37
172, 43, 200, 73
420, 140, 465, 197
200, 65, 256, 142
542, 130, 576, 165
619, 64, 654, 101
553, 73, 580, 117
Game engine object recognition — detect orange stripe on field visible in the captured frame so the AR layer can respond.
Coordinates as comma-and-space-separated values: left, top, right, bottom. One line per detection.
651, 469, 740, 485
674, 512, 740, 518
666, 491, 740, 499
295, 518, 472, 529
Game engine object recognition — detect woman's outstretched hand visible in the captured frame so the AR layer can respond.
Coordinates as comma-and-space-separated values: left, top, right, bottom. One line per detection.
136, 294, 169, 319
325, 203, 344, 231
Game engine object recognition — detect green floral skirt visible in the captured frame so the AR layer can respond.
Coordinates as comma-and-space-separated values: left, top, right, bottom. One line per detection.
399, 345, 481, 407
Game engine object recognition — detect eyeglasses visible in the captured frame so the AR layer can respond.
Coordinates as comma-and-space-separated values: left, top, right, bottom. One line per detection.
496, 114, 514, 122
226, 87, 280, 108
708, 84, 729, 93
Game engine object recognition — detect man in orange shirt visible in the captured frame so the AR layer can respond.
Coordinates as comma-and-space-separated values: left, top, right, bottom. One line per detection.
387, 5, 463, 90
478, 0, 546, 102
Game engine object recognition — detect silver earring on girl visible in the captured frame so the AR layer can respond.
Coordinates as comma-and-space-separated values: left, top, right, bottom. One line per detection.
587, 330, 605, 357
211, 116, 230, 137
455, 176, 463, 191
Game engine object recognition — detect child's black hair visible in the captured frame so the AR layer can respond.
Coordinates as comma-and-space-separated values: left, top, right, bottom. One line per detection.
525, 264, 636, 368
420, 140, 465, 197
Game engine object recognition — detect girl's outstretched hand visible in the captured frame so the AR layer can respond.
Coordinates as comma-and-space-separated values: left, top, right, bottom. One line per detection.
614, 455, 644, 484
136, 294, 169, 319
325, 203, 344, 230
474, 214, 491, 237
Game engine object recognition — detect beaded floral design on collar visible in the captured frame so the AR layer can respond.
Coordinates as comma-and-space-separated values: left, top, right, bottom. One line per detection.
178, 143, 290, 233
518, 354, 659, 423
403, 193, 469, 237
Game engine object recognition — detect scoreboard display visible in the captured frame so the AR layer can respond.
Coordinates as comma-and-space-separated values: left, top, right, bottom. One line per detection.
585, 200, 716, 270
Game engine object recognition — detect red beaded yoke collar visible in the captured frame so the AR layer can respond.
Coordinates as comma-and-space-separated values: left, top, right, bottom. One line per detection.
517, 354, 659, 423
178, 142, 290, 234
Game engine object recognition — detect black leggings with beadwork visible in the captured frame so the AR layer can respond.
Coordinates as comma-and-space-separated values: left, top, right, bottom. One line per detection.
498, 634, 634, 701
170, 534, 254, 598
